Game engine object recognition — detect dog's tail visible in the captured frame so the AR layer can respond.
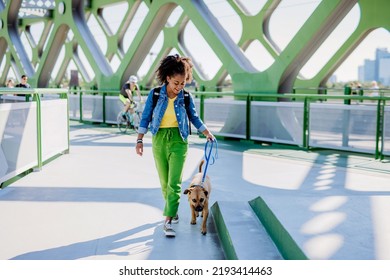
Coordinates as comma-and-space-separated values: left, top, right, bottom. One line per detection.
199, 160, 205, 173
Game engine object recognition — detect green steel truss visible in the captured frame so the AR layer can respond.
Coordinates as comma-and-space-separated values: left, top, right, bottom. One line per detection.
0, 0, 389, 93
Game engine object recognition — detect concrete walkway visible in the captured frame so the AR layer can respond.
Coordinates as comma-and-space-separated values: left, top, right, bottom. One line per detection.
1, 122, 390, 260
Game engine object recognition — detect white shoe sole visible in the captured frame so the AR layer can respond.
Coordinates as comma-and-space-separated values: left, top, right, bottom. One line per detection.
171, 215, 179, 224
164, 224, 176, 237
164, 231, 176, 237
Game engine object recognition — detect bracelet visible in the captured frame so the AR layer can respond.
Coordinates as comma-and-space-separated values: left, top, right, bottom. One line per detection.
137, 139, 143, 144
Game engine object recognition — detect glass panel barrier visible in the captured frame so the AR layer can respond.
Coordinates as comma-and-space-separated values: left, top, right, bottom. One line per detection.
251, 102, 304, 145
204, 97, 246, 139
69, 92, 81, 120
41, 99, 69, 161
0, 102, 38, 184
309, 103, 377, 153
382, 106, 390, 156
1, 89, 69, 186
66, 89, 390, 159
81, 94, 103, 122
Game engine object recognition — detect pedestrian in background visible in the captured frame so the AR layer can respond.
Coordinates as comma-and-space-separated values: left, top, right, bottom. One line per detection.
15, 75, 31, 88
6, 78, 14, 88
369, 80, 380, 97
15, 75, 31, 97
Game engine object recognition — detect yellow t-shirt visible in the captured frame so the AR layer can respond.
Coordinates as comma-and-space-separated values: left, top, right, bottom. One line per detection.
160, 96, 178, 128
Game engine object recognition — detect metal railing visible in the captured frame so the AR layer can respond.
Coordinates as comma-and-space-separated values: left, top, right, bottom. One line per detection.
67, 87, 390, 160
2, 85, 390, 187
0, 88, 69, 187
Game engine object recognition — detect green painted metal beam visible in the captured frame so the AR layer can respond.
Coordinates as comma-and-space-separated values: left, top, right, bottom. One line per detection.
0, 0, 389, 93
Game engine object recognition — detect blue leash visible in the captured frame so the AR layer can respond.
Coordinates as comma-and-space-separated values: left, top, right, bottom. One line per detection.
201, 139, 218, 185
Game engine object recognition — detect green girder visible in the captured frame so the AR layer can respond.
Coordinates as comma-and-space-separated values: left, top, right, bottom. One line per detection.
0, 0, 389, 92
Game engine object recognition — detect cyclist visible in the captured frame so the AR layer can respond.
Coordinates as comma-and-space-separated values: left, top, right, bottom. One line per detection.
119, 75, 143, 122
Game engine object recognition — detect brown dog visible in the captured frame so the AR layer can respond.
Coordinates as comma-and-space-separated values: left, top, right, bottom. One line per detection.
183, 160, 211, 235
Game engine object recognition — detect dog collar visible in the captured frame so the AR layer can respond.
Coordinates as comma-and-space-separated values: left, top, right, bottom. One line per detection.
190, 184, 203, 188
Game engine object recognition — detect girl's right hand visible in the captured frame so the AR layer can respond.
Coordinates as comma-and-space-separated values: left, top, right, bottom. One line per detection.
135, 142, 143, 156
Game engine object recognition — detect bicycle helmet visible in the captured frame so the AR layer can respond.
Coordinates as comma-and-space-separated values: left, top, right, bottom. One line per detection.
129, 75, 138, 83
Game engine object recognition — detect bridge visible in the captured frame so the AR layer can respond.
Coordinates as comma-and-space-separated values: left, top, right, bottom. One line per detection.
1, 0, 390, 264
1, 0, 389, 91
1, 120, 390, 261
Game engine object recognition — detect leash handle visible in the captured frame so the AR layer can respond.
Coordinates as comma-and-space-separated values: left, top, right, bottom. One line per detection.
201, 139, 218, 184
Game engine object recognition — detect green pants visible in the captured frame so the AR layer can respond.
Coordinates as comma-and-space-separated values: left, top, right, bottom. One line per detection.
152, 128, 188, 218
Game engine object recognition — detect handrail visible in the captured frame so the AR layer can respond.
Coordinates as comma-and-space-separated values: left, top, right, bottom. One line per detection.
0, 88, 69, 187
64, 88, 390, 159
62, 88, 390, 100
3, 87, 390, 163
0, 88, 66, 95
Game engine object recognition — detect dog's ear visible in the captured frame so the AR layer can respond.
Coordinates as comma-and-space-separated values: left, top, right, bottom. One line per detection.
203, 190, 208, 197
183, 189, 190, 194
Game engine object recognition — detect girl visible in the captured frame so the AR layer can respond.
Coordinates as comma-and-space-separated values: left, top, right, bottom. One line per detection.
135, 54, 214, 237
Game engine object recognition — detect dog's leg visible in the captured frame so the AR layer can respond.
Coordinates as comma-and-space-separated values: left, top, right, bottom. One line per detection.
201, 207, 209, 235
191, 206, 197, 225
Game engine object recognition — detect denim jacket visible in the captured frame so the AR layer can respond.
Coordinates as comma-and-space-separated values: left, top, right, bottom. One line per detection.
138, 85, 207, 140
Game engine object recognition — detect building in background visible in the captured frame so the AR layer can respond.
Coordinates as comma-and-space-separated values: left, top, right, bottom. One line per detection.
379, 55, 390, 86
359, 48, 390, 86
358, 59, 375, 82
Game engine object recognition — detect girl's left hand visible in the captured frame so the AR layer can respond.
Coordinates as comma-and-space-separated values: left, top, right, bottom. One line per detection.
205, 131, 215, 142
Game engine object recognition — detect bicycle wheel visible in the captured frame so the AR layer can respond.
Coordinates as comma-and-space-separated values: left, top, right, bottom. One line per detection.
117, 111, 129, 133
132, 113, 140, 132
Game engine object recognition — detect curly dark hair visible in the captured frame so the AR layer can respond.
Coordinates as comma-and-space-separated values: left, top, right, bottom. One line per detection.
156, 54, 193, 85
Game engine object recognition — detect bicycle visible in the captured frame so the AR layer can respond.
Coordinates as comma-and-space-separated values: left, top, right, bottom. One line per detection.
116, 101, 143, 133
